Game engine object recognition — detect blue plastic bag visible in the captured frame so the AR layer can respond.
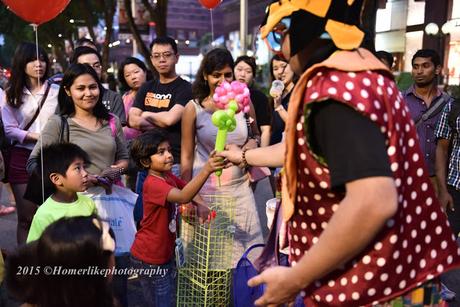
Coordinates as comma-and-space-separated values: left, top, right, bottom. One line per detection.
233, 244, 265, 307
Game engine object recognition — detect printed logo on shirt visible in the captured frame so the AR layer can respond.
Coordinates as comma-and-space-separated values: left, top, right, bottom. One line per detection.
145, 92, 171, 108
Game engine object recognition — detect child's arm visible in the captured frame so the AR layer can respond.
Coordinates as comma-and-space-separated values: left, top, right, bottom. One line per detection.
167, 151, 224, 204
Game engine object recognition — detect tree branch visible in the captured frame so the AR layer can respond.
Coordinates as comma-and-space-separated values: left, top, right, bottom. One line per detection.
123, 0, 155, 72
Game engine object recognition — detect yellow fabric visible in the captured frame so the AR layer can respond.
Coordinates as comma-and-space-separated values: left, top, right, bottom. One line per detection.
282, 48, 390, 222
260, 0, 364, 51
325, 20, 365, 50
261, 0, 332, 38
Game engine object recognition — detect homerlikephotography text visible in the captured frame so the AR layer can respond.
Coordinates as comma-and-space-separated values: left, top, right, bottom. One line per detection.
16, 265, 168, 278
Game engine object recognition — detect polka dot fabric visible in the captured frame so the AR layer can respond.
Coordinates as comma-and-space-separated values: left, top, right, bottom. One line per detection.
289, 68, 460, 306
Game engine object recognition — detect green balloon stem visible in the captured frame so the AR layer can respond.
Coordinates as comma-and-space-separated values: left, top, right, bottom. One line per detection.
215, 128, 227, 178
212, 101, 238, 185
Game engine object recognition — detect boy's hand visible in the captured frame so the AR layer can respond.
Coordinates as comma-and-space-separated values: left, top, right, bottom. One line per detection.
204, 150, 227, 174
196, 202, 216, 224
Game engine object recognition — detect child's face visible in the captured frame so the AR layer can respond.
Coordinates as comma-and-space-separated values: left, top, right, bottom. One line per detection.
60, 158, 89, 192
148, 141, 174, 173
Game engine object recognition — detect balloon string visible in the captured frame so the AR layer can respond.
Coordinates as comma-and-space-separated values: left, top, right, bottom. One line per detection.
32, 23, 45, 204
210, 9, 214, 43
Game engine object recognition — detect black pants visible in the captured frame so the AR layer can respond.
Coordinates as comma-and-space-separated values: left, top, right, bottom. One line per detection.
447, 185, 460, 236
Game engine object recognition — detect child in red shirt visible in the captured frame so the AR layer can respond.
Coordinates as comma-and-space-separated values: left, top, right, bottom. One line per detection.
129, 129, 224, 307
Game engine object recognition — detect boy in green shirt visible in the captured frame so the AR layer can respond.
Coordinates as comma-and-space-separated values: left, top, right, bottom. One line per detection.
27, 143, 96, 242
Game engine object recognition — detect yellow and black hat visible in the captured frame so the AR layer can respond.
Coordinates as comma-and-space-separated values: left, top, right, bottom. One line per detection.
261, 0, 366, 56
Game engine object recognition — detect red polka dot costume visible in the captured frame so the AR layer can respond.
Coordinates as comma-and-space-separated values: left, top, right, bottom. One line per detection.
283, 49, 460, 306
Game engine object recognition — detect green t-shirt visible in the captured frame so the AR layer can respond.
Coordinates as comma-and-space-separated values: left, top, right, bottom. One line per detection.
26, 194, 96, 242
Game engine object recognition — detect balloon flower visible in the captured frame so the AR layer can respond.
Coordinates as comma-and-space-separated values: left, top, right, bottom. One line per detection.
211, 81, 251, 180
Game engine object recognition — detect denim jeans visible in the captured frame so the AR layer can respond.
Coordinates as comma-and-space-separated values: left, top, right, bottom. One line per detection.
130, 256, 176, 307
112, 253, 130, 307
134, 164, 180, 223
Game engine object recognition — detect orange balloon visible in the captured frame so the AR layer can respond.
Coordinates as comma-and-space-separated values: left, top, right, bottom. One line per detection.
2, 0, 70, 25
198, 0, 222, 10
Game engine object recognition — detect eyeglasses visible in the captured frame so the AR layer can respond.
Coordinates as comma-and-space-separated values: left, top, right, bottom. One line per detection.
151, 52, 175, 60
264, 17, 291, 54
89, 62, 101, 69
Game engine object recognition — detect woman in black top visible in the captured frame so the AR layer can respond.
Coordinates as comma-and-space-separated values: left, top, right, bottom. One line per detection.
234, 56, 272, 147
269, 54, 295, 145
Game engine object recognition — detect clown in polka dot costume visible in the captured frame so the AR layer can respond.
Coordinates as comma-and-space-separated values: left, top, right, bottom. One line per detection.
248, 0, 460, 306
282, 53, 460, 306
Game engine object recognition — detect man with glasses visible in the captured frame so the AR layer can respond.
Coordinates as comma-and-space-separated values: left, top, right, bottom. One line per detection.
71, 46, 126, 125
128, 36, 192, 220
218, 0, 460, 305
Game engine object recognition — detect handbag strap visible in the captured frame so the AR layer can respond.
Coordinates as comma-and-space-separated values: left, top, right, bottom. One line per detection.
59, 115, 69, 143
12, 84, 51, 146
236, 244, 265, 268
254, 199, 282, 271
23, 83, 51, 131
415, 93, 449, 127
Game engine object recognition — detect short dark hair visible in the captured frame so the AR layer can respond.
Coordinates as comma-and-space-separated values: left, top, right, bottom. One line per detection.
117, 57, 151, 90
74, 38, 97, 50
5, 215, 115, 306
412, 49, 441, 67
269, 54, 288, 82
149, 36, 178, 54
375, 51, 394, 69
70, 46, 102, 65
40, 143, 90, 193
130, 129, 169, 169
235, 56, 257, 77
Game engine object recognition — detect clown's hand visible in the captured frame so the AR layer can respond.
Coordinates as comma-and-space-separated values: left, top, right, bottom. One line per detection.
248, 266, 303, 306
217, 144, 243, 168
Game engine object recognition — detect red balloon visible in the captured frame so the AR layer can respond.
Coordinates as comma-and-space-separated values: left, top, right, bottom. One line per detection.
2, 0, 70, 25
199, 0, 222, 10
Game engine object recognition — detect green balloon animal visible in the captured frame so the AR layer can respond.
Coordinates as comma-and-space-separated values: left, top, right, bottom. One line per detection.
211, 101, 238, 183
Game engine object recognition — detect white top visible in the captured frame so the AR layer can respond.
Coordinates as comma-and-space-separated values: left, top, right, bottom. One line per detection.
1, 81, 59, 150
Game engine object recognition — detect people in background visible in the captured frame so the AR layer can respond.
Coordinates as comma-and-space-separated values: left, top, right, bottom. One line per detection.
128, 36, 192, 223
234, 56, 271, 147
181, 48, 263, 269
269, 55, 295, 146
375, 50, 394, 70
70, 46, 126, 125
2, 42, 59, 244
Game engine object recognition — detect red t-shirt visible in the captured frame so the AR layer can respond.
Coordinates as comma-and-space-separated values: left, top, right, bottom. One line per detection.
131, 172, 186, 265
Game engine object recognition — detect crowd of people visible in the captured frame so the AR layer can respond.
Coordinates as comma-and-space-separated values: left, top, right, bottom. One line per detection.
0, 0, 460, 306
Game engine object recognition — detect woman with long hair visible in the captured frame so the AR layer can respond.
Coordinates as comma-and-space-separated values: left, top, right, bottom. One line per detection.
234, 56, 271, 147
27, 63, 130, 306
5, 215, 117, 307
181, 48, 263, 269
1, 42, 59, 243
269, 54, 295, 145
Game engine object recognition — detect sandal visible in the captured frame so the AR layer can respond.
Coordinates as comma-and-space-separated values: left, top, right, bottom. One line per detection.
0, 205, 15, 216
